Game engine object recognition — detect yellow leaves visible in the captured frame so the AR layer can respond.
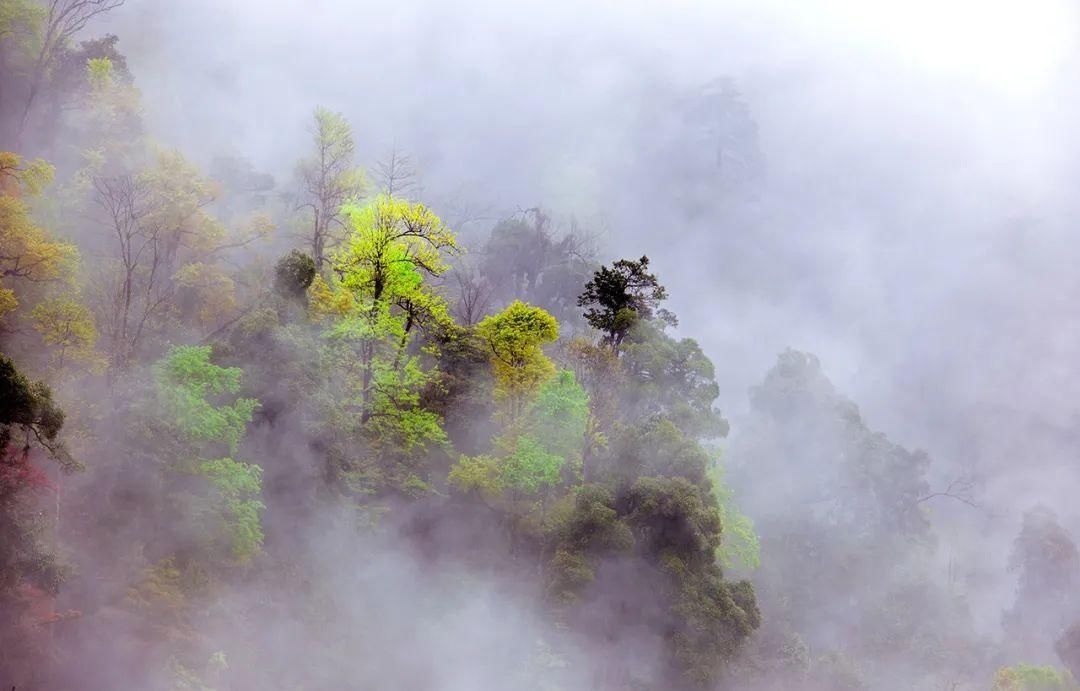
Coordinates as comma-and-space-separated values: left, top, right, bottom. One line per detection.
475, 301, 560, 419
235, 212, 274, 246
308, 273, 354, 320
173, 262, 238, 329
140, 149, 217, 238
86, 56, 114, 92
0, 151, 54, 197
31, 296, 105, 373
0, 186, 77, 322
0, 286, 15, 319
448, 454, 504, 499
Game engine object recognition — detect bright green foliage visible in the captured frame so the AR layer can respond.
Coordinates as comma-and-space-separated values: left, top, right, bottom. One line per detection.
362, 355, 448, 453
450, 370, 586, 498
337, 195, 457, 300
154, 345, 259, 454
314, 196, 459, 495
502, 435, 563, 494
992, 665, 1077, 691
153, 346, 264, 561
197, 458, 265, 561
476, 300, 559, 418
707, 459, 760, 570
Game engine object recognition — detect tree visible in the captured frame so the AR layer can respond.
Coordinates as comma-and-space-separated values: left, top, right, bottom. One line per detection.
310, 195, 459, 496
331, 194, 458, 416
31, 295, 102, 372
992, 664, 1077, 691
274, 248, 316, 299
1004, 507, 1080, 659
474, 300, 559, 420
0, 152, 75, 321
0, 354, 76, 690
296, 107, 365, 270
577, 255, 673, 350
13, 0, 126, 146
1057, 625, 1080, 683
374, 146, 420, 198
481, 208, 596, 324
154, 345, 263, 561
92, 150, 262, 370
726, 349, 986, 686
448, 257, 492, 326
545, 476, 759, 688
620, 321, 728, 438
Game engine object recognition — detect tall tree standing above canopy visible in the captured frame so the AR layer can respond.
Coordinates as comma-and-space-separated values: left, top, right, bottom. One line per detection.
297, 107, 365, 271
577, 255, 674, 350
312, 195, 459, 495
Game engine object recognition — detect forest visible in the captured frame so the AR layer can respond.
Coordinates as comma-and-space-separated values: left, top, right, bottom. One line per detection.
2, 1, 1080, 689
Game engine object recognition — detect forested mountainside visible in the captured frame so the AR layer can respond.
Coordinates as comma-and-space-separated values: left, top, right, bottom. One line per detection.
3, 2, 1080, 690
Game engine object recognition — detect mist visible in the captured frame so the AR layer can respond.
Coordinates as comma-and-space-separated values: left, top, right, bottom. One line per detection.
3, 0, 1080, 689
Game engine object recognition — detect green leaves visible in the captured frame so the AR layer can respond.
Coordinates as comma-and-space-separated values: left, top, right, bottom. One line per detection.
154, 345, 259, 454
992, 664, 1077, 691
0, 354, 72, 467
476, 300, 559, 418
336, 195, 459, 303
528, 369, 589, 461
197, 458, 265, 562
577, 255, 672, 349
707, 460, 760, 570
153, 346, 264, 562
502, 436, 563, 494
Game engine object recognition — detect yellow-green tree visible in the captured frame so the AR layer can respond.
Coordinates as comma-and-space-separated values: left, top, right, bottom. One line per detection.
0, 152, 76, 321
91, 149, 268, 369
31, 295, 102, 373
475, 300, 559, 421
314, 194, 459, 495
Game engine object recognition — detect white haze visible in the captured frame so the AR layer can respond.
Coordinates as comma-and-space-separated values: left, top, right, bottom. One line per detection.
72, 0, 1080, 682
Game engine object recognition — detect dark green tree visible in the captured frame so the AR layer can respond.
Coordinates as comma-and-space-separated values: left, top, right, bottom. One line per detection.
274, 249, 317, 299
577, 255, 674, 349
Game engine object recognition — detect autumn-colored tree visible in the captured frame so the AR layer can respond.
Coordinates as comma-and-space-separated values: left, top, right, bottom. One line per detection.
0, 152, 75, 321
31, 295, 102, 372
